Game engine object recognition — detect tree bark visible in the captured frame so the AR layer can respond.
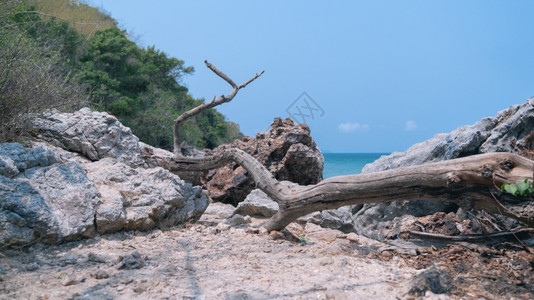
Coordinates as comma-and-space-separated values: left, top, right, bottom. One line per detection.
165, 62, 533, 232
172, 61, 264, 156
154, 148, 534, 232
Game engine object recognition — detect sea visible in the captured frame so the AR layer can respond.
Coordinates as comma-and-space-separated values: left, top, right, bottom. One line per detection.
323, 153, 389, 179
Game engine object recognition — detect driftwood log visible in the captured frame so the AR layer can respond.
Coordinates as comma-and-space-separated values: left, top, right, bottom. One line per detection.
166, 62, 534, 232
155, 148, 534, 232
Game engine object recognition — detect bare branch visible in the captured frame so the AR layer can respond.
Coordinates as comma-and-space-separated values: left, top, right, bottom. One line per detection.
172, 61, 264, 156
239, 70, 265, 89
204, 60, 238, 88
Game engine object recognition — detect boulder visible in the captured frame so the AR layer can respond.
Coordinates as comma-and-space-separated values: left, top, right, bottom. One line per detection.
204, 117, 324, 205
233, 189, 279, 217
84, 157, 208, 234
0, 108, 210, 247
0, 143, 98, 245
28, 108, 145, 167
353, 98, 534, 239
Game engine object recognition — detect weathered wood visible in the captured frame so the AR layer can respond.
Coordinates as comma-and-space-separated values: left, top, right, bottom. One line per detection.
172, 61, 264, 156
166, 62, 533, 232
156, 148, 534, 232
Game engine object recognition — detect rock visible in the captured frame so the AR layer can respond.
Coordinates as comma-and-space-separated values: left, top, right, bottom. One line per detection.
60, 253, 78, 265
84, 157, 208, 234
345, 232, 360, 243
117, 251, 145, 270
61, 274, 78, 286
87, 252, 110, 264
0, 108, 210, 247
304, 223, 341, 243
199, 202, 236, 223
362, 99, 534, 173
0, 143, 99, 245
91, 270, 110, 279
353, 98, 534, 239
224, 214, 248, 226
28, 108, 145, 167
298, 206, 357, 233
351, 200, 458, 241
215, 223, 231, 231
25, 263, 39, 272
233, 189, 279, 217
407, 269, 452, 296
0, 142, 58, 178
203, 117, 324, 205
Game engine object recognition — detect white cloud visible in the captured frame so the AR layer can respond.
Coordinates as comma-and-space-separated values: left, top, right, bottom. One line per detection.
405, 120, 417, 131
338, 122, 369, 133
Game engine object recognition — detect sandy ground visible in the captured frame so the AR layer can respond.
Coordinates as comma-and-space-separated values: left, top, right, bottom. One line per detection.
0, 216, 432, 300
1, 211, 532, 300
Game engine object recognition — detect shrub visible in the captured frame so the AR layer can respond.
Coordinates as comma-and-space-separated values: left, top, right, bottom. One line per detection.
0, 0, 86, 142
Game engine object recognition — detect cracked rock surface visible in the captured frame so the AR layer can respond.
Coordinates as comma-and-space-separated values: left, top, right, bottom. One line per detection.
28, 108, 145, 167
0, 109, 209, 247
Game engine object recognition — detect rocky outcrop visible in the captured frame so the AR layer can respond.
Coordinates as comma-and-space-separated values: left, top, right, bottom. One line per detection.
353, 98, 534, 239
362, 98, 534, 173
204, 117, 324, 205
28, 108, 145, 167
86, 158, 207, 234
0, 143, 99, 245
0, 108, 209, 247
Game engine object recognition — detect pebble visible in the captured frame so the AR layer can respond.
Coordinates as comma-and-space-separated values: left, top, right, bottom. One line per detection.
91, 270, 110, 279
25, 263, 39, 271
346, 232, 360, 243
87, 252, 108, 263
319, 257, 334, 266
61, 274, 77, 286
216, 223, 231, 231
117, 251, 145, 270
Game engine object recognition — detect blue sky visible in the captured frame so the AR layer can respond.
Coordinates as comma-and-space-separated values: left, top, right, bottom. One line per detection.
85, 0, 534, 153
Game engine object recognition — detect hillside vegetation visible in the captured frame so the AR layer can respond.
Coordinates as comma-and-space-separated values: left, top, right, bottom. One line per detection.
29, 0, 116, 38
0, 0, 242, 150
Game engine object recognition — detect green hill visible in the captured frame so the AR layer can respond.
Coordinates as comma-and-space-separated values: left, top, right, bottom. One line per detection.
0, 0, 242, 150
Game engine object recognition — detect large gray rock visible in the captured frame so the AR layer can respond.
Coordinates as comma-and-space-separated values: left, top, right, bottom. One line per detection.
1, 108, 210, 247
85, 158, 208, 233
353, 98, 534, 239
28, 108, 144, 167
363, 98, 534, 173
0, 143, 99, 245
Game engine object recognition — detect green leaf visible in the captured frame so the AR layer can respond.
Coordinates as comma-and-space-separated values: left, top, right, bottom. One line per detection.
517, 181, 530, 196
503, 184, 518, 196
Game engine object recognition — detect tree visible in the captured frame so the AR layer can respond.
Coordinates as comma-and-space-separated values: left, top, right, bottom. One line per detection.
79, 28, 241, 150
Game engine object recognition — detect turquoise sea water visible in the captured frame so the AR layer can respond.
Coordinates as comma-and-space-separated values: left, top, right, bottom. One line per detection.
323, 153, 389, 179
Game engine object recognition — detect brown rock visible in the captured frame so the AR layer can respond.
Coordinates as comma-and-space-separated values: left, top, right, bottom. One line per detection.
203, 117, 324, 205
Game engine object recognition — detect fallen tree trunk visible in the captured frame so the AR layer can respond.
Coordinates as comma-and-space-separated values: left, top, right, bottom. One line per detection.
164, 62, 533, 232
155, 148, 534, 232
